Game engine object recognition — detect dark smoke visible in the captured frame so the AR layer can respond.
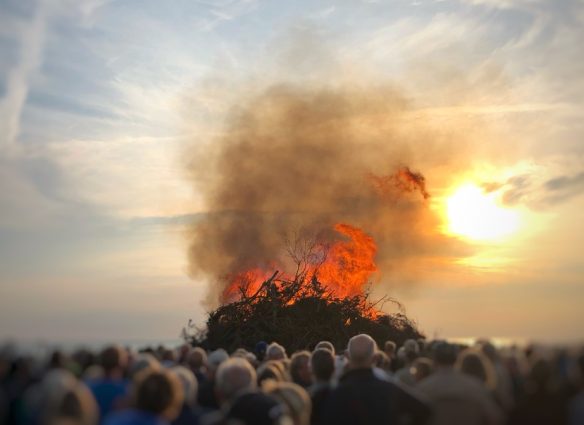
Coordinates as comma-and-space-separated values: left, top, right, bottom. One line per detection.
187, 84, 448, 306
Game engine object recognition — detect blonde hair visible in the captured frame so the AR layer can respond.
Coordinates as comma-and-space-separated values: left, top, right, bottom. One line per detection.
41, 371, 98, 425
263, 381, 311, 425
456, 349, 497, 391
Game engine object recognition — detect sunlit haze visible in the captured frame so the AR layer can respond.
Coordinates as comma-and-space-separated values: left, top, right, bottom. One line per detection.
0, 0, 583, 346
445, 184, 521, 241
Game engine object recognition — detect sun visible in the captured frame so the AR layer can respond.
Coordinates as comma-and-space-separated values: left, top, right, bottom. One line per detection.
445, 183, 521, 241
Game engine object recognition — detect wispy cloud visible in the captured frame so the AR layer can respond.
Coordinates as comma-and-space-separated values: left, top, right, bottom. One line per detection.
482, 165, 584, 209
0, 0, 48, 153
194, 0, 258, 32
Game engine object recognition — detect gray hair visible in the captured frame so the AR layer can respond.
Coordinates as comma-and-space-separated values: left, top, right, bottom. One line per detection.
187, 347, 207, 370
266, 342, 287, 360
129, 354, 160, 380
208, 349, 229, 372
348, 334, 376, 368
315, 341, 335, 355
216, 357, 257, 402
172, 366, 198, 407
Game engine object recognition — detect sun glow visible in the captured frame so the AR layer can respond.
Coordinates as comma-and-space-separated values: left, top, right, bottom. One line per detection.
446, 183, 521, 241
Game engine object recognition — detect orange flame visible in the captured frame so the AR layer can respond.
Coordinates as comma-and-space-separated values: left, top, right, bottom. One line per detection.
315, 223, 377, 297
221, 223, 378, 303
221, 267, 276, 303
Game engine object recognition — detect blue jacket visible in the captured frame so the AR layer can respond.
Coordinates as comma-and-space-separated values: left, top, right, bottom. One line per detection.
104, 409, 168, 425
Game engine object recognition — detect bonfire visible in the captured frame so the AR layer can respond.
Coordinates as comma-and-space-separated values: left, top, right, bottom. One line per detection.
184, 218, 423, 352
184, 271, 422, 352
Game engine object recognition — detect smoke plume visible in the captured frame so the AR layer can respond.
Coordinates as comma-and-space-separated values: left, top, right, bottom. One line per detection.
187, 83, 455, 306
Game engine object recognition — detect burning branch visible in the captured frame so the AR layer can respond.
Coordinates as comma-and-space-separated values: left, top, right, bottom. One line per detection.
369, 166, 430, 200
185, 272, 423, 352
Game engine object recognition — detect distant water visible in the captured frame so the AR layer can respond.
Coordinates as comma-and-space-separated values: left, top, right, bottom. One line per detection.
1, 338, 185, 358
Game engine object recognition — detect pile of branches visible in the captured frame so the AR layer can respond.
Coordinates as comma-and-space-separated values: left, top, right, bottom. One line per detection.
184, 272, 423, 353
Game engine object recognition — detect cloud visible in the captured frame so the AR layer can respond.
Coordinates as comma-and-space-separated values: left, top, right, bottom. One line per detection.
193, 0, 259, 32
541, 171, 584, 204
545, 171, 584, 191
0, 0, 48, 152
482, 165, 584, 209
456, 0, 541, 10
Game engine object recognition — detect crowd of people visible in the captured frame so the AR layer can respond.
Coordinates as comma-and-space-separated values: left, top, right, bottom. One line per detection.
1, 335, 583, 425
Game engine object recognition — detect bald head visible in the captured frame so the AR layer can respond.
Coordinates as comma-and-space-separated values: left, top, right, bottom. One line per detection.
348, 334, 376, 369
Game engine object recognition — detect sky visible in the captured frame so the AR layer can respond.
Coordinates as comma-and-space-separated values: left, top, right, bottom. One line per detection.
0, 0, 583, 345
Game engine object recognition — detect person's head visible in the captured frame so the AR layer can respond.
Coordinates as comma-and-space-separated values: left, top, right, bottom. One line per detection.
257, 363, 284, 385
480, 341, 499, 363
310, 349, 334, 383
527, 357, 553, 392
245, 352, 258, 368
215, 357, 257, 404
99, 346, 127, 379
266, 360, 289, 381
187, 347, 207, 372
577, 352, 584, 388
411, 358, 433, 382
314, 341, 335, 355
384, 341, 396, 358
372, 350, 391, 371
161, 349, 176, 366
432, 342, 458, 368
133, 369, 184, 421
347, 334, 376, 369
129, 354, 160, 381
48, 350, 69, 370
403, 339, 419, 364
41, 370, 98, 425
207, 349, 229, 381
417, 339, 427, 355
227, 392, 285, 425
255, 341, 268, 361
456, 349, 496, 390
263, 381, 311, 425
172, 366, 198, 407
290, 351, 312, 388
231, 348, 247, 356
266, 343, 287, 361
46, 382, 98, 425
177, 344, 191, 364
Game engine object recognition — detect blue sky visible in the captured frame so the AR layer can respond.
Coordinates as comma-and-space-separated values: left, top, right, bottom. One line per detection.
1, 0, 583, 344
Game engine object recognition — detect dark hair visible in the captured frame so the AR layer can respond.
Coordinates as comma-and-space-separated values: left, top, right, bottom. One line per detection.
59, 390, 84, 419
311, 349, 334, 382
577, 353, 584, 377
432, 342, 457, 366
49, 351, 67, 370
135, 370, 182, 415
100, 346, 123, 374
